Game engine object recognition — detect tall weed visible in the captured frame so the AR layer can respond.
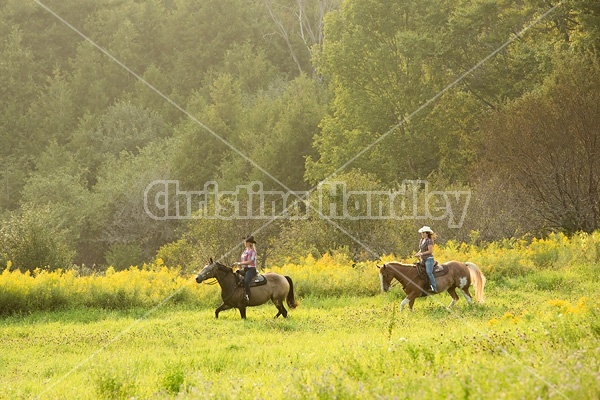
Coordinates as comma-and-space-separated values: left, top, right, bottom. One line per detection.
1, 231, 599, 314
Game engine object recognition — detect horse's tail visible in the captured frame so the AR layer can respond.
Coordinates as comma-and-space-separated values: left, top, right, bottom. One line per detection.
285, 276, 299, 309
466, 262, 486, 303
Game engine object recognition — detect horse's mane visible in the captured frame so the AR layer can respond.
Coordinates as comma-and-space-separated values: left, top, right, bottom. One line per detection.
386, 261, 415, 268
215, 262, 231, 272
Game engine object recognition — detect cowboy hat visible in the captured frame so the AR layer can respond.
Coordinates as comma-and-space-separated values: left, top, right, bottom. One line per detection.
243, 236, 256, 243
418, 226, 433, 233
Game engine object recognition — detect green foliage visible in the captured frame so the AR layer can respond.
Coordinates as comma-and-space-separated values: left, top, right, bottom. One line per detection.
269, 170, 418, 263
1, 0, 600, 265
0, 261, 213, 316
95, 370, 137, 400
160, 362, 187, 394
0, 206, 74, 271
104, 243, 143, 272
86, 139, 177, 265
306, 0, 573, 185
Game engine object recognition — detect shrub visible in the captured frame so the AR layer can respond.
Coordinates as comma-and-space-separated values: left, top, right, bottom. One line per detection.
0, 231, 598, 314
0, 206, 74, 271
529, 236, 561, 269
0, 261, 214, 315
154, 239, 197, 274
104, 243, 143, 271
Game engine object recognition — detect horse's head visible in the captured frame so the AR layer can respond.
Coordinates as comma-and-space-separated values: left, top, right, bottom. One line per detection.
377, 263, 392, 292
196, 258, 228, 283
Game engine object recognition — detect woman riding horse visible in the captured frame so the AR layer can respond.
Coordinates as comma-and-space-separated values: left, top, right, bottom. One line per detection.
415, 226, 437, 293
234, 236, 257, 304
196, 259, 298, 319
378, 260, 486, 311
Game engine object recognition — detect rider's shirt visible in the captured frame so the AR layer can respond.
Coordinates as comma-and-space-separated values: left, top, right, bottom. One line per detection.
241, 247, 256, 268
419, 238, 434, 261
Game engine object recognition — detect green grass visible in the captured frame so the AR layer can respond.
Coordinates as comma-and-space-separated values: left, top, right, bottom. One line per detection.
1, 280, 598, 400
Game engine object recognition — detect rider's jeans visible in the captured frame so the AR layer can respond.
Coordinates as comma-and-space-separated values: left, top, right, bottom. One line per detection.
425, 257, 437, 292
244, 267, 257, 297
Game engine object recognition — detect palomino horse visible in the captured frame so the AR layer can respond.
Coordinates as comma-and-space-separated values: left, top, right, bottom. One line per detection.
377, 261, 486, 311
195, 259, 298, 319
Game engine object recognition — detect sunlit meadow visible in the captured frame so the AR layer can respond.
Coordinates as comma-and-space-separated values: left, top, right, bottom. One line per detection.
1, 233, 599, 399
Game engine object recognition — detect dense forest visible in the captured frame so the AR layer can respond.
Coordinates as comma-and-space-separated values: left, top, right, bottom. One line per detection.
0, 0, 598, 272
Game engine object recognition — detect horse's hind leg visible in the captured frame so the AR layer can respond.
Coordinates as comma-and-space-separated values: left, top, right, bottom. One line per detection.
447, 287, 459, 308
460, 286, 473, 305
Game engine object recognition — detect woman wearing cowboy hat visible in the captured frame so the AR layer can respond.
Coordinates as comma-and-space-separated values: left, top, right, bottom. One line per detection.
234, 236, 257, 303
415, 226, 437, 293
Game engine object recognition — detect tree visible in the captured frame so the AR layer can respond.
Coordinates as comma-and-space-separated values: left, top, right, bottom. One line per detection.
21, 141, 91, 247
0, 26, 40, 209
70, 101, 168, 187
27, 67, 77, 146
89, 139, 178, 265
221, 74, 327, 191
481, 53, 600, 233
171, 74, 243, 191
305, 0, 577, 186
0, 206, 75, 271
306, 0, 456, 184
269, 170, 417, 263
264, 0, 340, 75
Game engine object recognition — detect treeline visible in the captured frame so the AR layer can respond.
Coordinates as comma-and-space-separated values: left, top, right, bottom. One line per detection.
0, 0, 598, 272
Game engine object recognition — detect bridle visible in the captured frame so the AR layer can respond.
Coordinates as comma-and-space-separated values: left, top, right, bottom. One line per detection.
197, 263, 219, 285
384, 272, 400, 290
381, 264, 407, 290
380, 264, 399, 290
199, 263, 242, 302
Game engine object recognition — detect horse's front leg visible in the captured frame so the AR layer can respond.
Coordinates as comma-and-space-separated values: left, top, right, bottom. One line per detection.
408, 297, 417, 311
215, 302, 233, 318
400, 297, 412, 312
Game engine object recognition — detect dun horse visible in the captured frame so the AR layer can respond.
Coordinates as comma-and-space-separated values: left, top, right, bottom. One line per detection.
377, 261, 486, 311
196, 259, 298, 319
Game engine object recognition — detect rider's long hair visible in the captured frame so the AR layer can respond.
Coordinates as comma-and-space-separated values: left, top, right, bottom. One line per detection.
426, 231, 437, 242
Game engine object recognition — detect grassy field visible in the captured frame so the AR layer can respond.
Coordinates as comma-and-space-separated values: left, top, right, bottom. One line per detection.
1, 279, 598, 399
1, 234, 599, 399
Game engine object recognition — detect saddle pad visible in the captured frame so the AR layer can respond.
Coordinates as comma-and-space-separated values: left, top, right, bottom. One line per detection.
250, 274, 267, 286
